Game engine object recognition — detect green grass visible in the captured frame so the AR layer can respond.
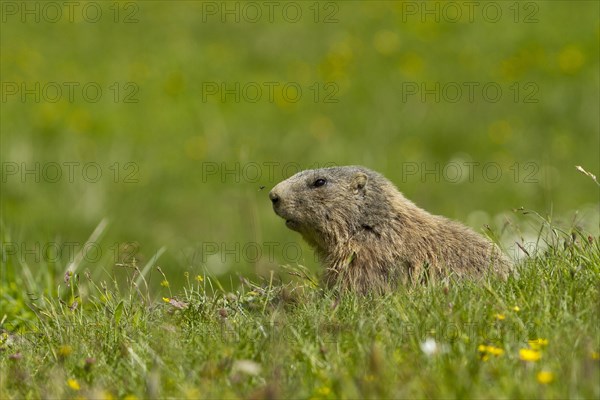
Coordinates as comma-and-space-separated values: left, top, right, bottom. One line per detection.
2, 219, 598, 399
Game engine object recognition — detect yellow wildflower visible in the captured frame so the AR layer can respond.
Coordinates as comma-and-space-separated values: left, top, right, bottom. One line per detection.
478, 344, 504, 360
519, 348, 541, 362
162, 297, 170, 303
528, 338, 549, 350
195, 275, 204, 282
495, 313, 506, 320
558, 45, 584, 74
123, 395, 139, 400
512, 306, 520, 312
101, 391, 115, 400
591, 351, 599, 360
363, 374, 376, 382
67, 378, 80, 391
58, 345, 73, 357
160, 280, 169, 287
317, 386, 331, 395
183, 387, 200, 399
537, 370, 554, 384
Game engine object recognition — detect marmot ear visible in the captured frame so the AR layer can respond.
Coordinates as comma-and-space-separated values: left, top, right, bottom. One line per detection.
352, 172, 368, 194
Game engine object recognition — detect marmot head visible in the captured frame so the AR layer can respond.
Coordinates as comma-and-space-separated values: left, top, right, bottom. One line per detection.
269, 166, 393, 251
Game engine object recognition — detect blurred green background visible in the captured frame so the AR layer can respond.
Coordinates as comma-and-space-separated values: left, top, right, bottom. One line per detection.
1, 1, 598, 288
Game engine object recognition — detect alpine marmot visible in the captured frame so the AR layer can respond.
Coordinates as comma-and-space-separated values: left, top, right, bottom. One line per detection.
269, 165, 511, 293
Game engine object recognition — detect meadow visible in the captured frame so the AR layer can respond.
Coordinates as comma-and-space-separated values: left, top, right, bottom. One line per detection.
1, 1, 599, 398
1, 216, 599, 398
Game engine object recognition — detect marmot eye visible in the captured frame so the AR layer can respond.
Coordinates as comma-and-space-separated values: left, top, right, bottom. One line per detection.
313, 178, 327, 188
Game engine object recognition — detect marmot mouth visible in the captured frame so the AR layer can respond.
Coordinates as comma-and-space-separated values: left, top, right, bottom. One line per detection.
285, 219, 300, 230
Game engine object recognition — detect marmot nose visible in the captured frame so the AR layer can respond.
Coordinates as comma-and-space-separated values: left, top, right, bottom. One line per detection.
269, 190, 280, 204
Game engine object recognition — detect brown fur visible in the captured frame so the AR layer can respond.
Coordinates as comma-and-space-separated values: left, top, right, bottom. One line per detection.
269, 166, 512, 294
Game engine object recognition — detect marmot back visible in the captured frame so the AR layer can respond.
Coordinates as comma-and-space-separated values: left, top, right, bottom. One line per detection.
269, 165, 512, 293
